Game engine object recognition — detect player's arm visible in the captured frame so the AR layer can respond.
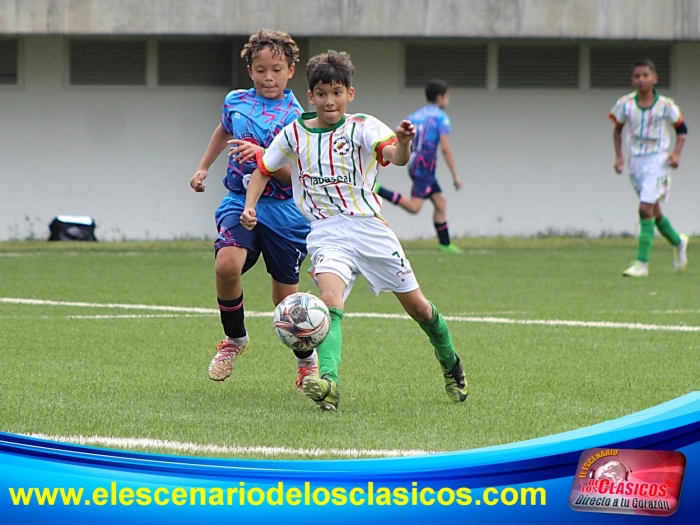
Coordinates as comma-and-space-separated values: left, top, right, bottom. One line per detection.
668, 133, 686, 169
667, 108, 687, 169
241, 168, 268, 230
379, 120, 415, 166
191, 124, 231, 192
439, 135, 462, 190
241, 133, 294, 229
227, 139, 262, 164
608, 106, 626, 174
612, 125, 624, 174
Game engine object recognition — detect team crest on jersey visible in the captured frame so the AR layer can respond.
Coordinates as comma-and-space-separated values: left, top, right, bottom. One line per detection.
333, 137, 351, 156
237, 132, 263, 170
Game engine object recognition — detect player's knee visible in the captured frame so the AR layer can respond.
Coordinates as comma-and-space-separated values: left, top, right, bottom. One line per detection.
404, 200, 422, 213
319, 289, 344, 309
215, 253, 243, 282
405, 299, 433, 322
272, 289, 291, 306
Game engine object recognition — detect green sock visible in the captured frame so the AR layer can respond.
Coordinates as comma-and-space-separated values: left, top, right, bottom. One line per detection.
317, 307, 343, 385
417, 302, 457, 370
636, 218, 655, 263
655, 216, 681, 246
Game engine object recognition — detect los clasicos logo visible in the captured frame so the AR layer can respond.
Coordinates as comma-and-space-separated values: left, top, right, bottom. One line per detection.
569, 448, 686, 517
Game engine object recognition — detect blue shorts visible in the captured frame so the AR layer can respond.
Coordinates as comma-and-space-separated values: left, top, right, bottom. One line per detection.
409, 167, 442, 200
214, 193, 310, 285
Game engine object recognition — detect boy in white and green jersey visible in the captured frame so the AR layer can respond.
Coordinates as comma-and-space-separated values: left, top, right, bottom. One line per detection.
241, 50, 468, 410
610, 59, 688, 277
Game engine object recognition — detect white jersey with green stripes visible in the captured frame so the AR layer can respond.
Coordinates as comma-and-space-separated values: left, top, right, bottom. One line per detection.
609, 91, 683, 157
259, 112, 397, 221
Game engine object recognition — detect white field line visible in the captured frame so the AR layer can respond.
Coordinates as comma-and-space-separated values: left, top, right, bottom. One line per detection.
23, 433, 431, 458
2, 297, 700, 332
652, 310, 700, 314
0, 297, 216, 314
68, 314, 213, 319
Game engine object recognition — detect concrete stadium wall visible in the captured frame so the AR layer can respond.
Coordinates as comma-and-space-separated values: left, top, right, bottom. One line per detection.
0, 36, 698, 241
2, 0, 700, 40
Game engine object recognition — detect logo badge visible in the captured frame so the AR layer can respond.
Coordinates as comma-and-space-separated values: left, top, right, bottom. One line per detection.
569, 448, 686, 517
333, 137, 351, 156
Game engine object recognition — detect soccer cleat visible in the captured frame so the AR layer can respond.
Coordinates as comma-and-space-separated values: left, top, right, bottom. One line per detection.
295, 353, 319, 394
622, 260, 649, 277
673, 234, 689, 272
438, 353, 469, 403
207, 338, 249, 381
373, 182, 381, 193
438, 243, 462, 254
302, 374, 339, 410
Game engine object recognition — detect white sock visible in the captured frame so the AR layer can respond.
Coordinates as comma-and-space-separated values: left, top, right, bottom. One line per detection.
226, 335, 248, 347
296, 349, 317, 365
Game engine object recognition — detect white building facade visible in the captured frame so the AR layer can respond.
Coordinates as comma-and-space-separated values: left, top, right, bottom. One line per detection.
1, 0, 699, 240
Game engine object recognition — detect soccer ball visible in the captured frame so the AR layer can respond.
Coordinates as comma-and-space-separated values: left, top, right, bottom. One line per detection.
273, 292, 331, 350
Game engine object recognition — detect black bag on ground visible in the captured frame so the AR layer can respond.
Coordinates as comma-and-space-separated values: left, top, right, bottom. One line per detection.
48, 216, 97, 241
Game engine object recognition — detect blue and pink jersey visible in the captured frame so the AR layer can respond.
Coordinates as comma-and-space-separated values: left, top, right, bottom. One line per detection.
220, 88, 303, 199
406, 104, 451, 178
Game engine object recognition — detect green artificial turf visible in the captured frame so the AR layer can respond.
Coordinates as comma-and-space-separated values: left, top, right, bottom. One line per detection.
0, 238, 697, 459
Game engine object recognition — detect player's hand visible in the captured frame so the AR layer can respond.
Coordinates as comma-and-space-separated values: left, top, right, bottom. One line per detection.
228, 140, 261, 164
613, 156, 625, 174
190, 169, 208, 192
667, 152, 680, 169
453, 175, 463, 191
240, 208, 258, 230
395, 120, 415, 145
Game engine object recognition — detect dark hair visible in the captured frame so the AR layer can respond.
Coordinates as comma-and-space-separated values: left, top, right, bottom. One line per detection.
240, 29, 300, 67
306, 50, 354, 90
425, 79, 449, 102
632, 59, 657, 74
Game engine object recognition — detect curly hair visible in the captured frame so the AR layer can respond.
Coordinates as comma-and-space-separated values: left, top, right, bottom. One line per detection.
306, 50, 354, 90
240, 29, 300, 67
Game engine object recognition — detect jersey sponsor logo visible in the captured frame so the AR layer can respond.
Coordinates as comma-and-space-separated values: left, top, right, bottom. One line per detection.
333, 137, 351, 155
301, 172, 352, 187
311, 175, 350, 186
311, 174, 352, 186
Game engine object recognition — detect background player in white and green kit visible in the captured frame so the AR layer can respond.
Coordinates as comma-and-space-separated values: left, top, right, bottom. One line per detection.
609, 59, 689, 277
241, 50, 468, 410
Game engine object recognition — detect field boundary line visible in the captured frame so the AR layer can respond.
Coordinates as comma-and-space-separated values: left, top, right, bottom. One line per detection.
23, 433, 431, 458
3, 297, 699, 332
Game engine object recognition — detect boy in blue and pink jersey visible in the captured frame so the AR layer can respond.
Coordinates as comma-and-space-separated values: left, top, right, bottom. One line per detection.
190, 30, 315, 391
375, 79, 463, 253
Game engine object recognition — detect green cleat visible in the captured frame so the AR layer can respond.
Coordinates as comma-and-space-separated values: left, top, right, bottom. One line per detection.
373, 181, 382, 193
302, 374, 340, 410
438, 244, 462, 254
437, 353, 468, 403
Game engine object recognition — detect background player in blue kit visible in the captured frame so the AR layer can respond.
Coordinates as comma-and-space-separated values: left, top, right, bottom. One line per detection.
190, 29, 316, 391
374, 79, 463, 254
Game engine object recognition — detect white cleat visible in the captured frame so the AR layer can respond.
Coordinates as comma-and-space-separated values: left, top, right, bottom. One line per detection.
208, 338, 249, 381
623, 261, 649, 277
674, 234, 689, 272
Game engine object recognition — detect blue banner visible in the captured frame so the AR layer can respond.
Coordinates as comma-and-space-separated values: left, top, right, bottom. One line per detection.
2, 392, 699, 523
